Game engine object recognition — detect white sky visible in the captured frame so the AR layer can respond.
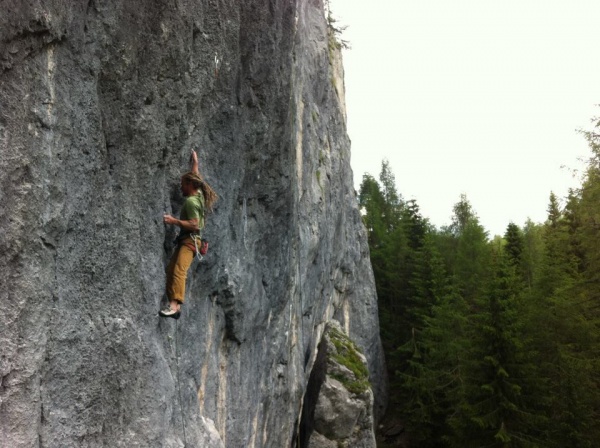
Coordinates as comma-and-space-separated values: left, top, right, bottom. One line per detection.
330, 0, 600, 236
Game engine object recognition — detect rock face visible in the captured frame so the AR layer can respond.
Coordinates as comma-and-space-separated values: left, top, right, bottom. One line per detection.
0, 1, 386, 447
303, 321, 376, 448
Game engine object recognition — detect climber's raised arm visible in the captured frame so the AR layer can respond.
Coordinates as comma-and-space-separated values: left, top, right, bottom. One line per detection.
190, 149, 199, 174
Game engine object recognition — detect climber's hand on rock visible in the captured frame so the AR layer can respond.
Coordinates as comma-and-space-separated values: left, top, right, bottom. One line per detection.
163, 214, 177, 225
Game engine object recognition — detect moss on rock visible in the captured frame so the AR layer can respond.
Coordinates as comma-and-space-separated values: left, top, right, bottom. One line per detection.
327, 325, 370, 395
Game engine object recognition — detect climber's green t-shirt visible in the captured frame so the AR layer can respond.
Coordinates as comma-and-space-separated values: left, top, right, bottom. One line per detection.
178, 192, 205, 240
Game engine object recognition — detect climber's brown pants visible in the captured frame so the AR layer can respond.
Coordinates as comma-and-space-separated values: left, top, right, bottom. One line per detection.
166, 239, 195, 303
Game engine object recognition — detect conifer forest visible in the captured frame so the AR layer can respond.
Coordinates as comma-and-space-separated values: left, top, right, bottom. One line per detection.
362, 121, 600, 447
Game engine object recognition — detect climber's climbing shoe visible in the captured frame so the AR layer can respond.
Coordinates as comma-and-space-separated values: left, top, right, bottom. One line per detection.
159, 307, 181, 319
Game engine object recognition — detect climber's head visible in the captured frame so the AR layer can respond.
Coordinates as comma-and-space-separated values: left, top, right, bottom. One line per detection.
180, 172, 219, 212
181, 172, 203, 196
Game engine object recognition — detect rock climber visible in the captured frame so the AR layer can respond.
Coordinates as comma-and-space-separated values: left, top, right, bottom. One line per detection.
159, 149, 218, 319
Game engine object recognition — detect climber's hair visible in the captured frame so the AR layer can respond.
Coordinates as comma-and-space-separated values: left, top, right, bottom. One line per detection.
181, 171, 218, 212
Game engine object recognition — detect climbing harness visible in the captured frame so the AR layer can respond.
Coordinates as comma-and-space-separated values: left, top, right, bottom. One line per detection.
175, 319, 188, 447
179, 233, 208, 262
190, 233, 208, 261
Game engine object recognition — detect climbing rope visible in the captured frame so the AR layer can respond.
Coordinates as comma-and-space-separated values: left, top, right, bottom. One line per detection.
175, 319, 188, 447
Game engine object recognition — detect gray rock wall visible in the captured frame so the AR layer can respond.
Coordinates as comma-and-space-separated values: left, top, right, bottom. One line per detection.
0, 1, 386, 447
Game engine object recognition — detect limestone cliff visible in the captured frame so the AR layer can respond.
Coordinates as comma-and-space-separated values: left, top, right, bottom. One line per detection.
0, 1, 386, 447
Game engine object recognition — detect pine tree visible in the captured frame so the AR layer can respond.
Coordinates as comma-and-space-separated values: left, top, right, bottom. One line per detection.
504, 223, 524, 266
359, 173, 387, 248
527, 186, 599, 447
521, 219, 544, 290
359, 167, 406, 370
449, 195, 491, 305
359, 140, 600, 447
398, 257, 466, 447
379, 159, 403, 228
447, 242, 555, 447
